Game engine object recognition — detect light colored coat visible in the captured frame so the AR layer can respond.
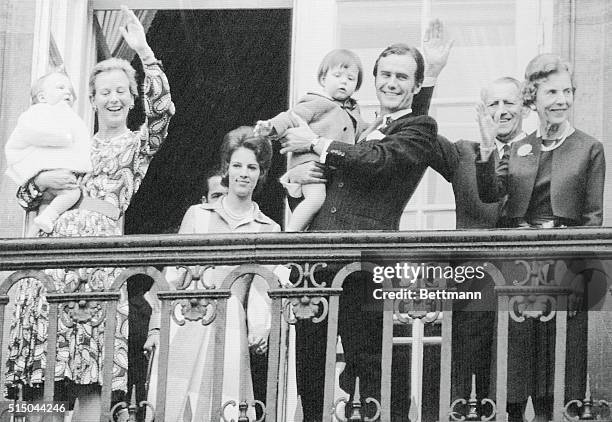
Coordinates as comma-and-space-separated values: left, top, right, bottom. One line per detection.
4, 102, 91, 184
270, 92, 367, 168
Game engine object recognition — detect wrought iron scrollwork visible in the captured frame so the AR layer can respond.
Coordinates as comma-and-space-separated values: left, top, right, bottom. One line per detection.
220, 399, 265, 422
512, 260, 557, 286
386, 263, 446, 324
393, 293, 441, 324
171, 297, 217, 326
174, 265, 215, 290
282, 295, 329, 324
275, 262, 332, 324
60, 300, 106, 328
109, 385, 155, 421
448, 374, 496, 421
332, 377, 381, 421
509, 294, 556, 322
564, 374, 611, 421
283, 262, 328, 288
60, 267, 91, 293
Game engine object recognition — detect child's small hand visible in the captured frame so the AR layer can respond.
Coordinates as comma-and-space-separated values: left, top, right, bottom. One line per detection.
254, 120, 274, 137
143, 329, 159, 352
248, 334, 268, 355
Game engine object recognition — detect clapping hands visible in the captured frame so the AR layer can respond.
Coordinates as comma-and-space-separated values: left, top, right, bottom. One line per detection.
476, 102, 499, 149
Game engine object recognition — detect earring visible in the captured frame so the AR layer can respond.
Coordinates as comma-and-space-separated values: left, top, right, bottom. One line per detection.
92, 105, 97, 112
129, 104, 134, 110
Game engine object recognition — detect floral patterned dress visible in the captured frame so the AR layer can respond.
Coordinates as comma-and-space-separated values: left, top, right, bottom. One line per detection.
6, 62, 174, 394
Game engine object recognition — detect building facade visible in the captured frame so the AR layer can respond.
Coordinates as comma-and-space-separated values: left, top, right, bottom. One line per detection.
0, 0, 611, 416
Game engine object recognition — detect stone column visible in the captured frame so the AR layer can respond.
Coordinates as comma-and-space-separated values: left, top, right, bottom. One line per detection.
554, 0, 612, 404
554, 0, 612, 226
0, 0, 38, 238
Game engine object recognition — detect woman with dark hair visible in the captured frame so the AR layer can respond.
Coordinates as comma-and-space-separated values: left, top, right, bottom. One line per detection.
477, 53, 605, 227
7, 6, 173, 419
146, 127, 280, 421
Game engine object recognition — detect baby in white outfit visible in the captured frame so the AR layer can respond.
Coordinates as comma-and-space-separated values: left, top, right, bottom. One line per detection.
5, 70, 91, 235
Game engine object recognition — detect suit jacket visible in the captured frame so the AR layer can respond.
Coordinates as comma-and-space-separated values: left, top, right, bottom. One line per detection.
476, 129, 605, 226
309, 88, 456, 230
450, 139, 505, 229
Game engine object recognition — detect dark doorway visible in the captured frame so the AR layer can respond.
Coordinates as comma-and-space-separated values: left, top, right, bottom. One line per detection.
125, 8, 292, 234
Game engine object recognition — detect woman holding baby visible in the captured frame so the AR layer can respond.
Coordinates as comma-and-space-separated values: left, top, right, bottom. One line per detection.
5, 6, 173, 420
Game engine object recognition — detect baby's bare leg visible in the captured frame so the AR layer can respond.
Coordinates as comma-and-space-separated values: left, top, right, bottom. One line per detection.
47, 187, 82, 214
33, 187, 81, 233
286, 183, 326, 232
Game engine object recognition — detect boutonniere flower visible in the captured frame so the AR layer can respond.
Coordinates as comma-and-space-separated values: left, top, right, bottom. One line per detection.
517, 144, 533, 157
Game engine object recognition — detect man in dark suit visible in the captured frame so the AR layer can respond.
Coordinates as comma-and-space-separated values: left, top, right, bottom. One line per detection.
281, 36, 454, 420
444, 76, 529, 407
450, 76, 530, 229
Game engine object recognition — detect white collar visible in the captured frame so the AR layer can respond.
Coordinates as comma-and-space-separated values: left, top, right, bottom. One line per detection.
200, 198, 275, 229
376, 108, 413, 129
495, 131, 526, 157
536, 121, 575, 151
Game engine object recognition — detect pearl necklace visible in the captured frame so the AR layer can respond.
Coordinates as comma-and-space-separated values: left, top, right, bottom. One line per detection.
221, 198, 254, 221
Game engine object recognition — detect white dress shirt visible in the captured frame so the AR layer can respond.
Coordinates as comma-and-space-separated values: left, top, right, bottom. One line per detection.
494, 131, 526, 158
282, 77, 437, 197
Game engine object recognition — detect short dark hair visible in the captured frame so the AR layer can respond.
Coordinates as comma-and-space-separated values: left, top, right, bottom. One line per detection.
372, 43, 425, 88
317, 49, 364, 91
220, 126, 273, 193
522, 53, 575, 107
202, 165, 223, 198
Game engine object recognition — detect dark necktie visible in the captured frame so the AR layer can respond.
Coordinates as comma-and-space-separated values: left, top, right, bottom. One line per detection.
358, 115, 394, 143
501, 144, 511, 161
336, 97, 357, 110
380, 115, 393, 132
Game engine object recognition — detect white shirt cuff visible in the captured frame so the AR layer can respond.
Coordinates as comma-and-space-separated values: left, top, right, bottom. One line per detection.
318, 138, 334, 164
422, 76, 436, 87
273, 265, 292, 287
280, 173, 303, 198
479, 146, 496, 161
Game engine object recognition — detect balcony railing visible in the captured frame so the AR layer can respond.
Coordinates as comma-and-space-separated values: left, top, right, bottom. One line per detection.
0, 228, 611, 422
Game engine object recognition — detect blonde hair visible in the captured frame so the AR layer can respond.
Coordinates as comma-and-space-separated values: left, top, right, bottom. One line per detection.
30, 68, 76, 104
88, 58, 138, 98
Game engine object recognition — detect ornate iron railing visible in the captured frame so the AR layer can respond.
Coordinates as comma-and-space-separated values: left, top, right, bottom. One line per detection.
0, 228, 611, 422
